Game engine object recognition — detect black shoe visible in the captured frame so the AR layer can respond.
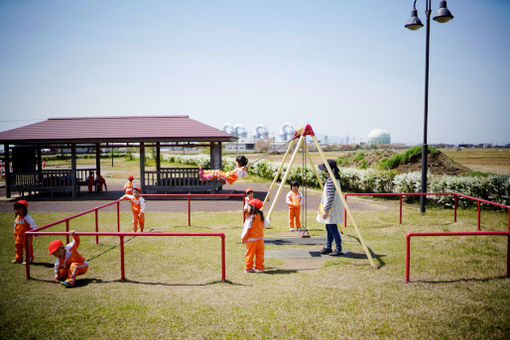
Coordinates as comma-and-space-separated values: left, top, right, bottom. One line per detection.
329, 249, 343, 256
319, 247, 332, 254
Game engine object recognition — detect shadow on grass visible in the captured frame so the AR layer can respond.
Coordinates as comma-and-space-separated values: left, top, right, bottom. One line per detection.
30, 262, 54, 268
343, 233, 386, 269
413, 275, 510, 284
259, 267, 298, 275
29, 277, 250, 287
85, 230, 153, 262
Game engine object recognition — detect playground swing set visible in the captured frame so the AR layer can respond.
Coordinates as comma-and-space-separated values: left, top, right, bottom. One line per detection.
254, 123, 377, 269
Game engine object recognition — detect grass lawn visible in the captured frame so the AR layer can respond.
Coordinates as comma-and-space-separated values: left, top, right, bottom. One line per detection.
1, 200, 510, 339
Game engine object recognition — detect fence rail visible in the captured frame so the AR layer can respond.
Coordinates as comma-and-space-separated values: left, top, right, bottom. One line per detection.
405, 231, 510, 282
344, 192, 510, 231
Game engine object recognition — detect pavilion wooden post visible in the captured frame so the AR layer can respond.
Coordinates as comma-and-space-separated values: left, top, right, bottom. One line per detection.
156, 142, 161, 185
4, 143, 11, 198
210, 142, 222, 169
140, 142, 146, 192
95, 143, 101, 177
71, 144, 77, 198
37, 147, 43, 183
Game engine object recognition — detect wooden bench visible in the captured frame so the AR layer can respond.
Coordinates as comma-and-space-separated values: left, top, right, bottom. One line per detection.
144, 167, 222, 194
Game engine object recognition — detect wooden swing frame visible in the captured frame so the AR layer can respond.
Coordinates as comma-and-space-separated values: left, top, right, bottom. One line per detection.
262, 124, 376, 268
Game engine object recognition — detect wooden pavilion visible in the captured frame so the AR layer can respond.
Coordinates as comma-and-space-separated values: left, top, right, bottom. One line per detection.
0, 115, 236, 198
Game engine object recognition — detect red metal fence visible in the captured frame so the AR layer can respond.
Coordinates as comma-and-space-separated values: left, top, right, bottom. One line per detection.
344, 192, 510, 231
25, 231, 226, 281
405, 231, 510, 282
25, 193, 245, 283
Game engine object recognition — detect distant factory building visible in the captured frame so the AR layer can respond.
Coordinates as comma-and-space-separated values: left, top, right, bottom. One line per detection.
368, 129, 391, 145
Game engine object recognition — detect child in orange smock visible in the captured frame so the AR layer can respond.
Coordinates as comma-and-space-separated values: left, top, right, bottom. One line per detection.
286, 180, 303, 231
121, 186, 146, 232
199, 155, 248, 185
243, 188, 254, 221
241, 199, 270, 273
48, 230, 88, 288
13, 200, 37, 264
87, 171, 95, 192
123, 175, 134, 195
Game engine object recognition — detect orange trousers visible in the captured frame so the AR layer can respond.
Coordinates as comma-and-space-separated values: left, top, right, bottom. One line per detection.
289, 206, 301, 229
58, 262, 88, 286
245, 239, 264, 271
132, 212, 145, 232
14, 237, 33, 263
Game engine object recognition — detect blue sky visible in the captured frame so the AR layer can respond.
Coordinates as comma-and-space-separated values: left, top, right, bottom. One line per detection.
1, 0, 509, 144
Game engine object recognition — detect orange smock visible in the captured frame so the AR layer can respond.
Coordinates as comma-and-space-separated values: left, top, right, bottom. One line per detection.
14, 214, 37, 262
286, 191, 303, 229
54, 235, 88, 286
123, 180, 134, 195
121, 194, 146, 232
241, 214, 270, 271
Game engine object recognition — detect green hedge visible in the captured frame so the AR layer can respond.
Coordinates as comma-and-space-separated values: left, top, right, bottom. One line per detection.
154, 155, 510, 209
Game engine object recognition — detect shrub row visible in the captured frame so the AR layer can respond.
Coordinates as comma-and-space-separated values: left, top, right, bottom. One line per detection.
161, 155, 510, 209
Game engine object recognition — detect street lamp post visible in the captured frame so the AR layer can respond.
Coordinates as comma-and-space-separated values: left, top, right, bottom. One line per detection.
405, 0, 454, 213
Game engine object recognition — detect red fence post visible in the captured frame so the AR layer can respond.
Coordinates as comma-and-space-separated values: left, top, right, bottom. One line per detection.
507, 235, 510, 278
478, 201, 481, 231
95, 210, 99, 244
221, 234, 226, 281
344, 195, 348, 228
188, 195, 191, 227
25, 234, 30, 280
65, 220, 69, 244
120, 235, 125, 281
454, 195, 458, 223
399, 195, 403, 224
405, 234, 411, 283
117, 201, 120, 232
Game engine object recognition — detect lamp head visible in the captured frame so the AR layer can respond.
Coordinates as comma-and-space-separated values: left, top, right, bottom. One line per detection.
433, 0, 454, 23
405, 9, 423, 30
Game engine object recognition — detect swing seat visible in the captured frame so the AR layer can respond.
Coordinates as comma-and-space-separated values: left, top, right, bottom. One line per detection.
299, 230, 310, 238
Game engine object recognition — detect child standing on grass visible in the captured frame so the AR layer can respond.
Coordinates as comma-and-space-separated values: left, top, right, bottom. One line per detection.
243, 188, 254, 220
123, 175, 135, 195
199, 155, 249, 185
286, 180, 303, 232
13, 200, 37, 264
241, 199, 270, 273
48, 230, 88, 288
121, 186, 146, 232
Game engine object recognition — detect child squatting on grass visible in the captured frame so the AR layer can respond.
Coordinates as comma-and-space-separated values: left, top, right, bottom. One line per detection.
120, 186, 146, 232
199, 155, 249, 185
241, 199, 270, 273
286, 180, 303, 232
13, 200, 37, 264
48, 230, 88, 288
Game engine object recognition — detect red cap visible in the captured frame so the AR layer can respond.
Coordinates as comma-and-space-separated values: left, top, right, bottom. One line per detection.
248, 199, 263, 210
16, 200, 29, 208
133, 186, 141, 193
245, 188, 254, 194
128, 175, 134, 180
48, 240, 63, 255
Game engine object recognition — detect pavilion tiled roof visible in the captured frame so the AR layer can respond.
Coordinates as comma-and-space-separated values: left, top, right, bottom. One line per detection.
0, 115, 236, 144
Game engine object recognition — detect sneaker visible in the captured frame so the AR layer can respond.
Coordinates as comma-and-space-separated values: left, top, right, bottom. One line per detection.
12, 260, 22, 264
244, 269, 255, 273
319, 247, 332, 254
255, 269, 264, 273
60, 281, 73, 288
296, 228, 302, 231
329, 249, 343, 256
289, 228, 295, 231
